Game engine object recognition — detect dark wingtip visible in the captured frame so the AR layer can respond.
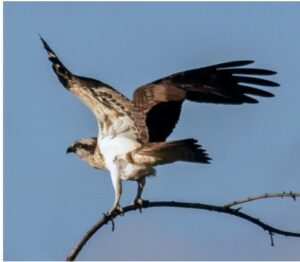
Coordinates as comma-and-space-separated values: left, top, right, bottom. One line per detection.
218, 60, 255, 68
39, 33, 45, 44
237, 60, 255, 65
39, 34, 51, 52
264, 70, 277, 76
191, 140, 212, 164
227, 68, 278, 76
203, 154, 212, 164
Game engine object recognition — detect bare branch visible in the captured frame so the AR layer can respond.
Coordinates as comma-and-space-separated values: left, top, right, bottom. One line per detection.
66, 196, 300, 261
224, 191, 300, 208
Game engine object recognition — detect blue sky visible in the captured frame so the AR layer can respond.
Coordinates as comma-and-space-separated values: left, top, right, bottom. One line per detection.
4, 2, 300, 260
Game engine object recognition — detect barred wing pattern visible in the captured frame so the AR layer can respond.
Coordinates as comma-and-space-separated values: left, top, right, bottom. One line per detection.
41, 37, 149, 144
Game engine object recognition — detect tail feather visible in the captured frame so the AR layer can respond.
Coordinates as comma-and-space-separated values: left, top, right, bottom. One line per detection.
134, 139, 211, 165
40, 36, 73, 88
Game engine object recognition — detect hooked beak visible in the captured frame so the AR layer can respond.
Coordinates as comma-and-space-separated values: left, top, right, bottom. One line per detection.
66, 146, 76, 154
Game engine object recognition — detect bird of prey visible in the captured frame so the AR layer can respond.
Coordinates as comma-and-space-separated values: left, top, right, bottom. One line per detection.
41, 37, 278, 215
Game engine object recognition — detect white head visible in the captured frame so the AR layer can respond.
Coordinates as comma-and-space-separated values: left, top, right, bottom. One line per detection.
66, 137, 106, 170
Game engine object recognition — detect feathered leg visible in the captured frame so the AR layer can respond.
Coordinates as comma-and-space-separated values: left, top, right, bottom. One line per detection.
133, 177, 146, 206
108, 172, 123, 215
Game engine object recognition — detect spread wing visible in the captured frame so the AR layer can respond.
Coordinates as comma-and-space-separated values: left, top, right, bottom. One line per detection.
41, 37, 148, 143
133, 60, 279, 142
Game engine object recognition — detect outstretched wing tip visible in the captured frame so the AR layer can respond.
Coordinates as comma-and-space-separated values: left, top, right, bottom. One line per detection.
216, 60, 254, 68
239, 60, 255, 64
267, 70, 277, 76
188, 138, 212, 164
200, 149, 212, 164
39, 36, 57, 59
204, 157, 212, 164
39, 35, 48, 49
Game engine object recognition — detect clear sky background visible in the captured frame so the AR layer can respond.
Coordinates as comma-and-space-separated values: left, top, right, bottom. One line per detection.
4, 2, 300, 261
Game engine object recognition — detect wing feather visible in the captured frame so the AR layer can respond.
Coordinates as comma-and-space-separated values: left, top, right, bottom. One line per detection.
42, 38, 278, 145
132, 139, 211, 165
41, 37, 149, 143
133, 60, 279, 142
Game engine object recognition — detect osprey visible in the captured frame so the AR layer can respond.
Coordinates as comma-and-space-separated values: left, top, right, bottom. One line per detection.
41, 37, 278, 215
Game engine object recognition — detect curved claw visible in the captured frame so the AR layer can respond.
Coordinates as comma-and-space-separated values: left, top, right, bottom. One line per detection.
102, 213, 115, 231
108, 205, 124, 216
132, 198, 149, 213
117, 206, 125, 216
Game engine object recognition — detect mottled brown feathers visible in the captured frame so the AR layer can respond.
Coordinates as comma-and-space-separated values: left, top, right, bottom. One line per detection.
41, 37, 148, 143
42, 37, 278, 145
132, 139, 211, 165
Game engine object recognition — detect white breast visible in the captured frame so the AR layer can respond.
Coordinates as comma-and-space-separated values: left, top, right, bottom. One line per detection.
99, 136, 141, 172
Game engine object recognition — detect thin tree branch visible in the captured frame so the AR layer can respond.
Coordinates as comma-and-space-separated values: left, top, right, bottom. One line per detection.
224, 191, 300, 208
66, 195, 300, 261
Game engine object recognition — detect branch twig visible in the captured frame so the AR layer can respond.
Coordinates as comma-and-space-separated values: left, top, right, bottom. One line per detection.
224, 191, 300, 208
66, 194, 300, 261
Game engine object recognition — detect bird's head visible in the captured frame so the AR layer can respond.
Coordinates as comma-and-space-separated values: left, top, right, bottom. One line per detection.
66, 137, 106, 170
67, 137, 97, 156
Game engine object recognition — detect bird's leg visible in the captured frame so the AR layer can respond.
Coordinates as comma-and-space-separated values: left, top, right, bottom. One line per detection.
108, 173, 123, 216
132, 177, 148, 207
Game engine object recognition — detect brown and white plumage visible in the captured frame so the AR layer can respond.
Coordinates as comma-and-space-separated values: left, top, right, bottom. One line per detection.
67, 137, 210, 204
67, 137, 210, 170
66, 137, 106, 170
41, 37, 278, 214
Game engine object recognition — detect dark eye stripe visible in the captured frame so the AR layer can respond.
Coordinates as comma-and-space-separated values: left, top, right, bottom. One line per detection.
78, 144, 95, 151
